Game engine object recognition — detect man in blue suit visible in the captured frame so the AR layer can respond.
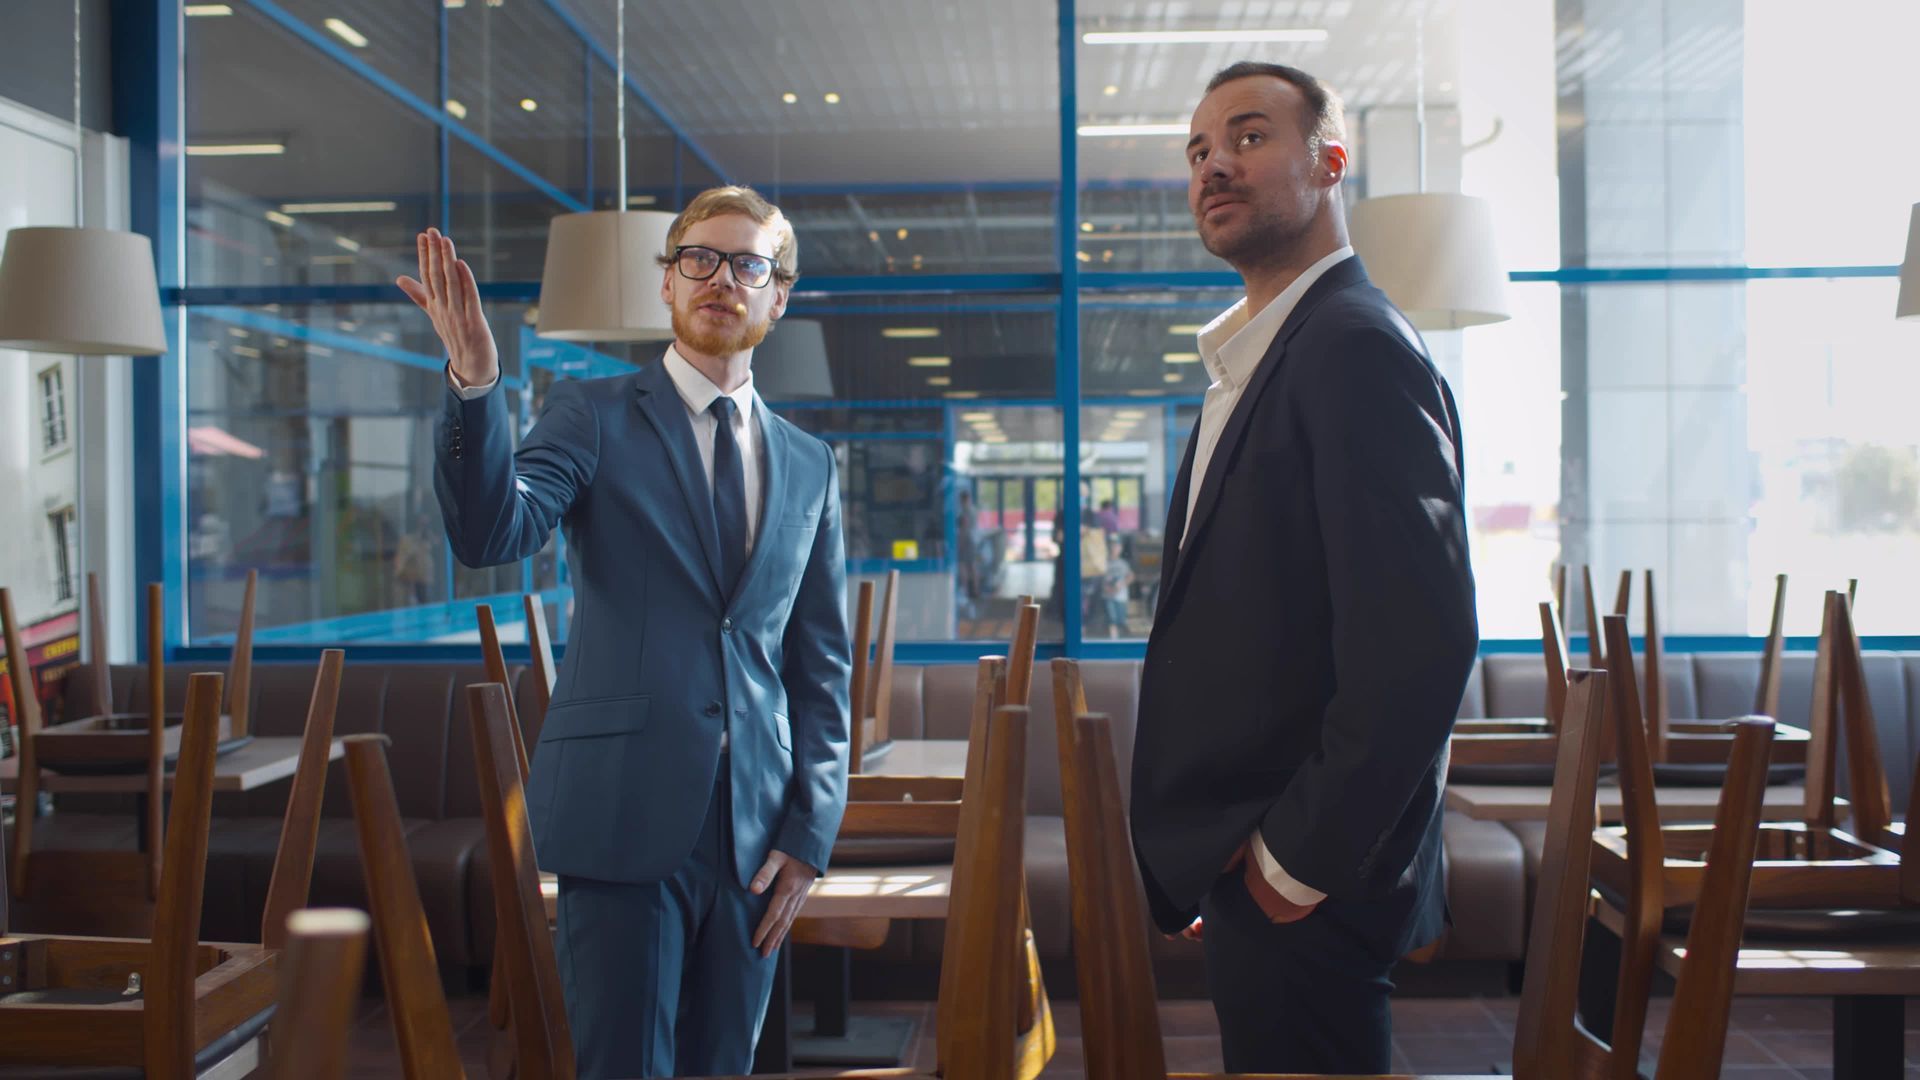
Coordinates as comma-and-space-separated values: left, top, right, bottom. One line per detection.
399, 186, 851, 1078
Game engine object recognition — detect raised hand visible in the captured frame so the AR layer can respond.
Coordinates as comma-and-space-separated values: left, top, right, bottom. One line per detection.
397, 228, 499, 389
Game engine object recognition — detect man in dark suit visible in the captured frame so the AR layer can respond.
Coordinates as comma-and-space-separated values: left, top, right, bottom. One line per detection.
1129, 62, 1479, 1072
399, 186, 850, 1077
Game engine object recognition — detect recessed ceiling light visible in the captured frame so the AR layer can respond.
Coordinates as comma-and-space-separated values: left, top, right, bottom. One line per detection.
323, 17, 368, 47
1075, 251, 1092, 262
227, 327, 249, 338
944, 390, 981, 399
1164, 352, 1200, 363
961, 411, 994, 422
1114, 410, 1148, 420
980, 433, 1008, 443
627, 194, 657, 206
231, 344, 263, 358
895, 227, 909, 240
823, 92, 841, 104
444, 0, 465, 7
907, 356, 951, 367
1168, 324, 1205, 334
334, 236, 362, 252
1082, 29, 1327, 45
1163, 372, 1184, 382
264, 210, 295, 227
280, 201, 398, 214
782, 92, 798, 104
519, 98, 538, 112
445, 99, 468, 119
186, 142, 286, 156
1079, 221, 1094, 232
184, 3, 233, 15
1102, 84, 1119, 96
926, 376, 952, 386
882, 327, 939, 339
1078, 122, 1187, 137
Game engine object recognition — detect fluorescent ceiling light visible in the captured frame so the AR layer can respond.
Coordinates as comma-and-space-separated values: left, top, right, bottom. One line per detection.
227, 326, 249, 338
960, 411, 994, 422
1083, 29, 1327, 45
926, 376, 952, 386
333, 236, 362, 252
323, 17, 368, 47
1078, 123, 1188, 137
185, 3, 233, 15
823, 92, 841, 104
186, 142, 286, 156
279, 201, 398, 214
1163, 372, 1184, 382
944, 390, 981, 399
1075, 251, 1092, 263
1102, 84, 1119, 96
882, 327, 939, 339
1164, 352, 1200, 363
445, 99, 468, 119
520, 98, 538, 112
980, 433, 1008, 443
627, 194, 657, 206
782, 92, 798, 104
907, 356, 951, 367
1168, 324, 1205, 334
1114, 410, 1148, 420
264, 210, 295, 227
231, 344, 263, 358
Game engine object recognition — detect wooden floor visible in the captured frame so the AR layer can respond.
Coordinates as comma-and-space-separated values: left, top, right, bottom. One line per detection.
343, 994, 1920, 1077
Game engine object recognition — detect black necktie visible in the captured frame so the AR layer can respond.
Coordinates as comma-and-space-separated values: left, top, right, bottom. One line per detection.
709, 396, 748, 591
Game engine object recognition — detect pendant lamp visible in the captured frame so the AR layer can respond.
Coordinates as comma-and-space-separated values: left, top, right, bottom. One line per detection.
536, 0, 676, 341
751, 318, 833, 400
1347, 6, 1511, 331
1897, 203, 1919, 321
0, 0, 166, 355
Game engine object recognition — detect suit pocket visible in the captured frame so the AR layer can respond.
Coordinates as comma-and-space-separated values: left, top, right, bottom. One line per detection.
773, 712, 793, 751
539, 694, 651, 740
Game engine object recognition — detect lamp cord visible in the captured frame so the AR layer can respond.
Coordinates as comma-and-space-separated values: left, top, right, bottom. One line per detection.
74, 0, 83, 222
1414, 3, 1427, 194
616, 0, 626, 206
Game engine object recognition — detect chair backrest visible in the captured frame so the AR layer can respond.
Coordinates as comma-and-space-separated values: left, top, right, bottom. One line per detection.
1830, 592, 1893, 843
1599, 613, 1669, 1068
476, 604, 532, 781
146, 672, 226, 1077
1582, 564, 1604, 667
228, 568, 258, 736
1541, 600, 1570, 730
868, 569, 900, 751
524, 593, 558, 722
1054, 665, 1169, 1080
1612, 568, 1632, 621
470, 682, 577, 1080
1805, 590, 1845, 830
1002, 601, 1040, 706
1650, 718, 1776, 1078
2, 586, 43, 899
1642, 570, 1668, 757
848, 580, 875, 769
260, 648, 345, 949
343, 734, 468, 1079
1754, 573, 1788, 719
1551, 561, 1568, 633
1510, 668, 1611, 1077
85, 570, 111, 719
265, 908, 371, 1080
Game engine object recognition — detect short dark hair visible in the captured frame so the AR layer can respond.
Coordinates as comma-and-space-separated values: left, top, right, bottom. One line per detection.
1204, 61, 1347, 160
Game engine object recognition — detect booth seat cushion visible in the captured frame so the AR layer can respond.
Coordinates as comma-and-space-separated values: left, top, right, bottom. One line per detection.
1434, 811, 1527, 961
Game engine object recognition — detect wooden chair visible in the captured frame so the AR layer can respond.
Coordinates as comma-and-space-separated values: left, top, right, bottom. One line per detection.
848, 570, 901, 772
1636, 570, 1808, 766
1059, 667, 1773, 1080
0, 673, 280, 1075
262, 908, 370, 1080
1591, 603, 1902, 918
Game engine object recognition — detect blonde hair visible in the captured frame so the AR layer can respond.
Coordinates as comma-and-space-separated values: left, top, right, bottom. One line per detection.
656, 185, 799, 285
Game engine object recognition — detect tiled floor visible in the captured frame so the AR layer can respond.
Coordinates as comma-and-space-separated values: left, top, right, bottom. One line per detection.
346, 994, 1918, 1077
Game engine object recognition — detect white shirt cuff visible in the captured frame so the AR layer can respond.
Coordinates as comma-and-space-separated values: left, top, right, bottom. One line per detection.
448, 363, 498, 400
1251, 828, 1328, 906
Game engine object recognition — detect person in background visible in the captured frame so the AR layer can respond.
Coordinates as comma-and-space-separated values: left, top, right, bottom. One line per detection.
1100, 535, 1133, 638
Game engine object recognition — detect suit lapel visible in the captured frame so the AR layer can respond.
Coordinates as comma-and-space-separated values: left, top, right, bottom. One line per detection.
632, 363, 728, 601
1151, 428, 1199, 633
729, 399, 790, 611
1160, 257, 1369, 613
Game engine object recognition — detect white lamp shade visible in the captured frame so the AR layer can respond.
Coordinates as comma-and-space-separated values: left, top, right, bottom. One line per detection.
1348, 193, 1512, 330
0, 226, 168, 355
1898, 203, 1920, 320
753, 318, 834, 400
536, 209, 677, 342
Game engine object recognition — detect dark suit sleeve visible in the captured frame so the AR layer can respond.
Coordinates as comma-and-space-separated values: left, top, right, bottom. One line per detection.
434, 376, 600, 568
774, 445, 852, 874
1258, 323, 1478, 898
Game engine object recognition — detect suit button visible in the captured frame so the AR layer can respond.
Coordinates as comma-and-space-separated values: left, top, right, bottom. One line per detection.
704, 702, 721, 717
721, 618, 733, 633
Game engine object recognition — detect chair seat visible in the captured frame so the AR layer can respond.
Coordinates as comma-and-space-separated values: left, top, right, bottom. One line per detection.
1592, 880, 1920, 941
0, 1004, 273, 1077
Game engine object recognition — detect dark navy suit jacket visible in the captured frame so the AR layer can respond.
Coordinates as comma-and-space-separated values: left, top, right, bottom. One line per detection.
1129, 256, 1478, 951
434, 360, 851, 888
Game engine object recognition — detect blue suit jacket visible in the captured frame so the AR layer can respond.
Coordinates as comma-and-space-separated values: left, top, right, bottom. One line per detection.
433, 360, 851, 888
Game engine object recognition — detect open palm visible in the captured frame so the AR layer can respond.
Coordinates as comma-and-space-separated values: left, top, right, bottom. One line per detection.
397, 228, 498, 388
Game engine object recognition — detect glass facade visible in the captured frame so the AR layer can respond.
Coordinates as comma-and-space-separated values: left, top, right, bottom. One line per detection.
139, 0, 1919, 651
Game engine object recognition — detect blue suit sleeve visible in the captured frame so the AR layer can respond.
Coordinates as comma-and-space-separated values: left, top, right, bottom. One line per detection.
774, 446, 852, 874
433, 377, 600, 568
1257, 323, 1478, 897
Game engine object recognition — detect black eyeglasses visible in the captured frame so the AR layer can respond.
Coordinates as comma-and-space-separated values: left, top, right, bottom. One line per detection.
672, 245, 778, 289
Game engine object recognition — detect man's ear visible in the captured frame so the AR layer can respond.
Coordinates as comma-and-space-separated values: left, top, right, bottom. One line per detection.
770, 280, 791, 322
659, 263, 675, 307
1321, 140, 1350, 187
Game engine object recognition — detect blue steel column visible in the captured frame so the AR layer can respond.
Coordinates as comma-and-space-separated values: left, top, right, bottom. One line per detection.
117, 0, 186, 653
1056, 0, 1083, 653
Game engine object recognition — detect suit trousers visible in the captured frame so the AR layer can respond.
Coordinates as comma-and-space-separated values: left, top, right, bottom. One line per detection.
554, 766, 779, 1078
1198, 869, 1402, 1073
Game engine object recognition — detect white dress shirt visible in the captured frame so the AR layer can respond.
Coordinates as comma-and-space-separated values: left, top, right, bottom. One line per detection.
1181, 244, 1353, 909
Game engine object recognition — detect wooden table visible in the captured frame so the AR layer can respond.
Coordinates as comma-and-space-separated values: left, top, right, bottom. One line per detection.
0, 736, 346, 794
1447, 781, 1830, 824
1590, 896, 1920, 1078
